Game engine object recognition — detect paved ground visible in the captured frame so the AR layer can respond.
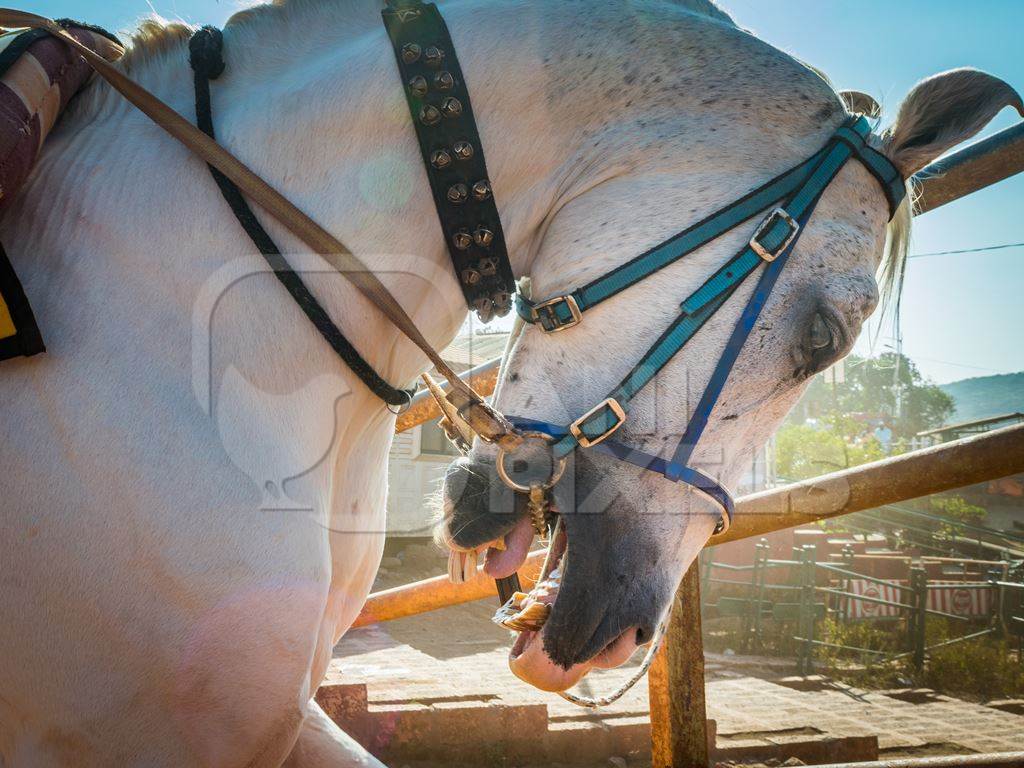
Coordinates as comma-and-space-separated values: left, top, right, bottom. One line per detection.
325, 547, 1024, 764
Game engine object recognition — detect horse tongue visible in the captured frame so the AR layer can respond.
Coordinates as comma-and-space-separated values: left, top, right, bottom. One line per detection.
483, 516, 534, 578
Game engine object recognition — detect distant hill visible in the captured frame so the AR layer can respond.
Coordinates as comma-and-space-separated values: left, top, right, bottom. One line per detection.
940, 372, 1024, 423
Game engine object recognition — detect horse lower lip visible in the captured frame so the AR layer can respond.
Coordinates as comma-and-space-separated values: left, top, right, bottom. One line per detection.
508, 623, 641, 692
510, 628, 534, 658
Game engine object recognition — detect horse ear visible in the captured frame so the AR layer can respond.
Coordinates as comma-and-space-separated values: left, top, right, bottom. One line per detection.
884, 68, 1023, 177
839, 91, 880, 119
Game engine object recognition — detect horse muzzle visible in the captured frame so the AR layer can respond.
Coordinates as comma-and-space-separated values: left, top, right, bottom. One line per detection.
441, 432, 566, 551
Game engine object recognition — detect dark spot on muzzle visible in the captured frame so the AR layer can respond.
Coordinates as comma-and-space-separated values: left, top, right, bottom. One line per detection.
442, 437, 564, 550
541, 458, 671, 669
441, 457, 519, 549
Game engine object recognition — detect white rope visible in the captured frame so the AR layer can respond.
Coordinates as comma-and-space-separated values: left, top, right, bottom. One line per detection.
556, 619, 666, 708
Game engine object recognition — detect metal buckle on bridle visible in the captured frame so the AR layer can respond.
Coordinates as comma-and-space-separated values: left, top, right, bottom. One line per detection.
750, 207, 800, 262
420, 373, 523, 454
569, 397, 626, 448
532, 294, 582, 333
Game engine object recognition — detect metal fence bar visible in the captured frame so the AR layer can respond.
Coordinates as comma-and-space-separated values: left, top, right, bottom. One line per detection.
793, 637, 893, 656
882, 503, 1024, 546
816, 751, 1024, 768
922, 627, 997, 654
355, 424, 1024, 626
817, 562, 915, 592
994, 581, 1024, 591
816, 586, 916, 612
914, 122, 1024, 213
705, 562, 757, 572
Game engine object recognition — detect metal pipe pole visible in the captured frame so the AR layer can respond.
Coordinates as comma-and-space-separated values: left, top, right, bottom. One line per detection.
649, 563, 709, 768
914, 122, 1024, 214
356, 423, 1024, 625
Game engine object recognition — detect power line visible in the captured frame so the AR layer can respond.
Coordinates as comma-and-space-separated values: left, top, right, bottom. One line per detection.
910, 356, 1004, 373
908, 241, 1024, 259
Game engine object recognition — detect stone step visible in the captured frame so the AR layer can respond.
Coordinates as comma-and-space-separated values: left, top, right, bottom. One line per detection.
315, 683, 878, 766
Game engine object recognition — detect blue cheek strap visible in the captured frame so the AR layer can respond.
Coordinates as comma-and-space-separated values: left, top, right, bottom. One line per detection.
507, 116, 905, 536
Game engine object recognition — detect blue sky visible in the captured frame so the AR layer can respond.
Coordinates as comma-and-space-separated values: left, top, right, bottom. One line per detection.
32, 0, 1024, 383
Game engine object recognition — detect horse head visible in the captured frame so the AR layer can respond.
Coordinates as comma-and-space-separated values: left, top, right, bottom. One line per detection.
439, 2, 1021, 694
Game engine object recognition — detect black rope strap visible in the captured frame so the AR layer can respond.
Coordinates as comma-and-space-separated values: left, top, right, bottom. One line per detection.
189, 27, 415, 409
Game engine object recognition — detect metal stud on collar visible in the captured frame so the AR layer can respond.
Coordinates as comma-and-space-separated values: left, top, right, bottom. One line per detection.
400, 42, 421, 63
423, 45, 445, 67
434, 70, 454, 90
419, 104, 441, 125
430, 148, 452, 169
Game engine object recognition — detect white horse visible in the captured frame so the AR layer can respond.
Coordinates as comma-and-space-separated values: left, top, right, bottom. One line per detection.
0, 0, 1018, 765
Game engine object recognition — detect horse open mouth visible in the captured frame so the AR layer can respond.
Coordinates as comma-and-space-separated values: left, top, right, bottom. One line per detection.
484, 514, 643, 693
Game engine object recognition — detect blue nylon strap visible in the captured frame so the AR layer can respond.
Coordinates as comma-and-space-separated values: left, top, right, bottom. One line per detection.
549, 289, 728, 458
668, 134, 862, 476
515, 142, 834, 328
553, 120, 868, 459
832, 124, 906, 216
507, 416, 736, 531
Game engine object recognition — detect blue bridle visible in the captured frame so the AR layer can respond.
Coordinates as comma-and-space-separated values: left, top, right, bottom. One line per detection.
509, 115, 905, 535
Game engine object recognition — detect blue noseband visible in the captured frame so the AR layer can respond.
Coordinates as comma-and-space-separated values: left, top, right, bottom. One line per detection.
512, 115, 905, 535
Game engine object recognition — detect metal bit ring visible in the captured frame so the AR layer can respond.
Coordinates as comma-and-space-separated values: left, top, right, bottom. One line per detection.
495, 431, 567, 493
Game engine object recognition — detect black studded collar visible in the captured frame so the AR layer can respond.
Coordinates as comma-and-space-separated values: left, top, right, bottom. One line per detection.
382, 0, 515, 323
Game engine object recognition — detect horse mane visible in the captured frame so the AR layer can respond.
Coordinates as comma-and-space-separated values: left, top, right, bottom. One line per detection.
117, 17, 193, 74
113, 0, 372, 73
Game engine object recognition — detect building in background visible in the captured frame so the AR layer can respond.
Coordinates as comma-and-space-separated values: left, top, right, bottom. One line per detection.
386, 331, 509, 536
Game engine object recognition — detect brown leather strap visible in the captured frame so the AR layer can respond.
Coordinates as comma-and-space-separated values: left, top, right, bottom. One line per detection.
0, 8, 519, 444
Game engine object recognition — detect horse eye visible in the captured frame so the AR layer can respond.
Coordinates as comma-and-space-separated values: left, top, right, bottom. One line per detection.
809, 313, 833, 350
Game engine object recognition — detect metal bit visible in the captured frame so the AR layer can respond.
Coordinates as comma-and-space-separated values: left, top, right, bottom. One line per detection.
528, 484, 550, 541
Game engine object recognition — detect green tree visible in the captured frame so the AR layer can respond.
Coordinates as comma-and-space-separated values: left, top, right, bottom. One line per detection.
775, 423, 885, 481
787, 352, 955, 440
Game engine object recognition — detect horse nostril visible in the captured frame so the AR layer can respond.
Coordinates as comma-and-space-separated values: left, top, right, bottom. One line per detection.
635, 625, 655, 646
512, 459, 529, 473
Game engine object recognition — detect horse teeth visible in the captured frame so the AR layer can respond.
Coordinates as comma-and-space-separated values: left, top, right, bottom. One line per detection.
509, 601, 551, 631
462, 548, 478, 582
494, 598, 551, 632
490, 536, 506, 551
447, 550, 465, 584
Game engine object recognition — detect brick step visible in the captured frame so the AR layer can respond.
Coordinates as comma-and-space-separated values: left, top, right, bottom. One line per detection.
316, 683, 878, 766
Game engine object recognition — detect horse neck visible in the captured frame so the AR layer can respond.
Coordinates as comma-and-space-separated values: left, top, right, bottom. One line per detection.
6, 0, 809, 430
6, 18, 486, 421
